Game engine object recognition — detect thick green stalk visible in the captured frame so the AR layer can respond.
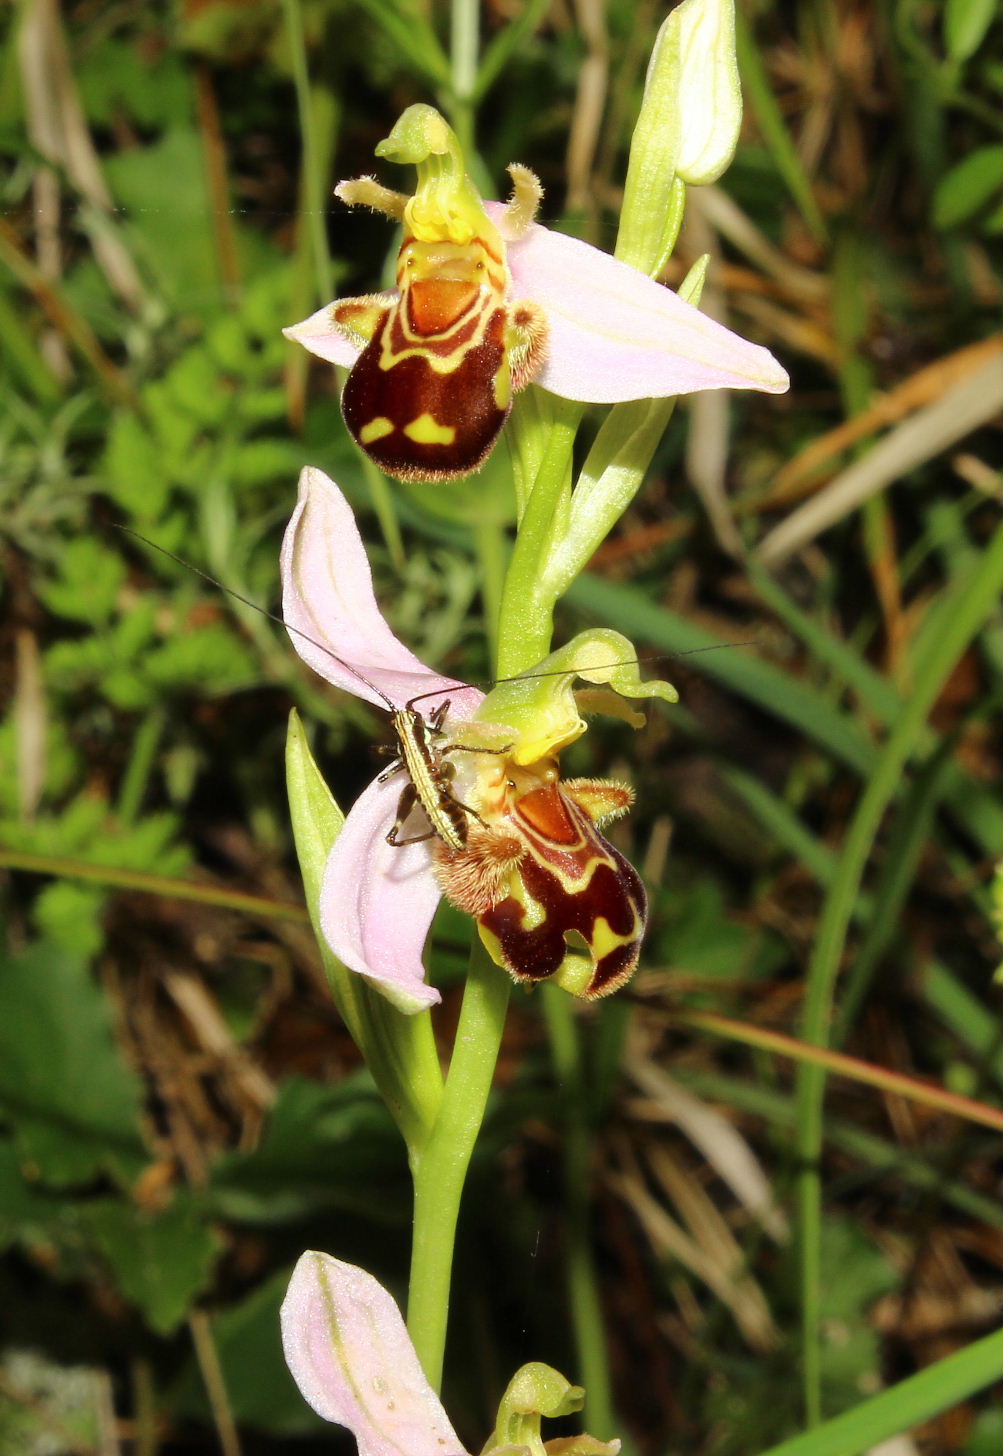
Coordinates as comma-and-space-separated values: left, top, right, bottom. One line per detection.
542, 987, 617, 1437
497, 407, 581, 675
407, 937, 511, 1392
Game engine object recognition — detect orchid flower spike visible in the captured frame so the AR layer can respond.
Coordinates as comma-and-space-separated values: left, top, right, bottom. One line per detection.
286, 104, 788, 483
281, 1250, 621, 1456
283, 467, 676, 1012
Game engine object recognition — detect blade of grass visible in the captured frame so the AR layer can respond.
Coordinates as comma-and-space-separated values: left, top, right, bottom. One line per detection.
833, 731, 957, 1040
474, 0, 552, 100
0, 848, 309, 923
720, 764, 1002, 1086
752, 1327, 1003, 1456
734, 7, 828, 245
795, 520, 1003, 1423
0, 286, 62, 403
677, 1010, 1003, 1133
749, 563, 1001, 858
566, 574, 877, 774
280, 0, 333, 302
355, 0, 451, 88
916, 962, 1003, 1076
682, 1071, 999, 1225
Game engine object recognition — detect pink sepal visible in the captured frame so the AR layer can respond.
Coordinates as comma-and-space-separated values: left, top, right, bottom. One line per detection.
281, 1251, 468, 1456
488, 205, 790, 401
281, 466, 482, 717
319, 774, 443, 1013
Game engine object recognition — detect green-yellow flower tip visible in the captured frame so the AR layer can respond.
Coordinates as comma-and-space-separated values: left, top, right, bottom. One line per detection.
375, 104, 499, 250
478, 629, 677, 766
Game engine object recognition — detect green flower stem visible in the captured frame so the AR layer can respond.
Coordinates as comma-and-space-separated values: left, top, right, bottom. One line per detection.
544, 398, 676, 601
474, 516, 508, 668
286, 713, 443, 1150
497, 405, 581, 676
407, 936, 512, 1393
280, 0, 333, 301
450, 0, 479, 103
542, 986, 617, 1437
795, 520, 1003, 1425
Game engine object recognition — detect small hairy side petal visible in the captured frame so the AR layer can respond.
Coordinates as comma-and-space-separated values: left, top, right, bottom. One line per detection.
282, 305, 364, 367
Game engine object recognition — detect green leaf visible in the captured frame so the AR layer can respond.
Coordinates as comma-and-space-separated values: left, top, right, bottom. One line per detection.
0, 945, 147, 1186
0, 1138, 71, 1247
209, 1076, 407, 1224
944, 0, 998, 62
102, 130, 225, 305
933, 147, 1003, 229
0, 1349, 105, 1454
754, 1330, 1003, 1456
83, 1197, 221, 1336
76, 36, 192, 128
102, 411, 172, 521
963, 1408, 1003, 1456
285, 711, 443, 1152
32, 882, 106, 958
36, 537, 127, 626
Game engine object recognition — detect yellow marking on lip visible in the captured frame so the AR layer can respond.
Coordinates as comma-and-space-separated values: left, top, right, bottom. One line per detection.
403, 413, 456, 445
359, 416, 395, 444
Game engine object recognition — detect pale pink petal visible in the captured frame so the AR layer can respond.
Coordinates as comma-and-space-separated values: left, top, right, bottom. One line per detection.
283, 304, 363, 368
281, 1251, 467, 1456
320, 774, 442, 1012
282, 466, 482, 717
487, 204, 790, 401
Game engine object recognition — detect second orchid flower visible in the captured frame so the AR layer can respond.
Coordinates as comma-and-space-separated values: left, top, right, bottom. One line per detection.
282, 467, 676, 1011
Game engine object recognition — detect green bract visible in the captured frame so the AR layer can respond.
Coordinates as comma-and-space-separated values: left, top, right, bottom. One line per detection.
475, 628, 678, 765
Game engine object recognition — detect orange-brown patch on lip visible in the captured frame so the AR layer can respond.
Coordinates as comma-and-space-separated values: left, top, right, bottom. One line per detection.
409, 279, 478, 332
514, 784, 576, 843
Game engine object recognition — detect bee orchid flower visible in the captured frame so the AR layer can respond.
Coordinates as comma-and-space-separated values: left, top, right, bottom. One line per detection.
283, 467, 675, 1013
281, 1250, 621, 1456
285, 105, 788, 483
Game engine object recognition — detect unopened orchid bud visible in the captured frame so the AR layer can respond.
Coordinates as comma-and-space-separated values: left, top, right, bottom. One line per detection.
618, 0, 742, 275
673, 0, 742, 185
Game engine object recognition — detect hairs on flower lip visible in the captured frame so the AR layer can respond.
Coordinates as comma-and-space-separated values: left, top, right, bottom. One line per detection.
115, 523, 756, 711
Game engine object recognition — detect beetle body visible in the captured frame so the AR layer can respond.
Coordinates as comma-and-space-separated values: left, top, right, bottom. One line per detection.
380, 702, 470, 851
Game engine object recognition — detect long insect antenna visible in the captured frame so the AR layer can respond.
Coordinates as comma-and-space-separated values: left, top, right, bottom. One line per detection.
403, 642, 758, 711
115, 524, 398, 712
